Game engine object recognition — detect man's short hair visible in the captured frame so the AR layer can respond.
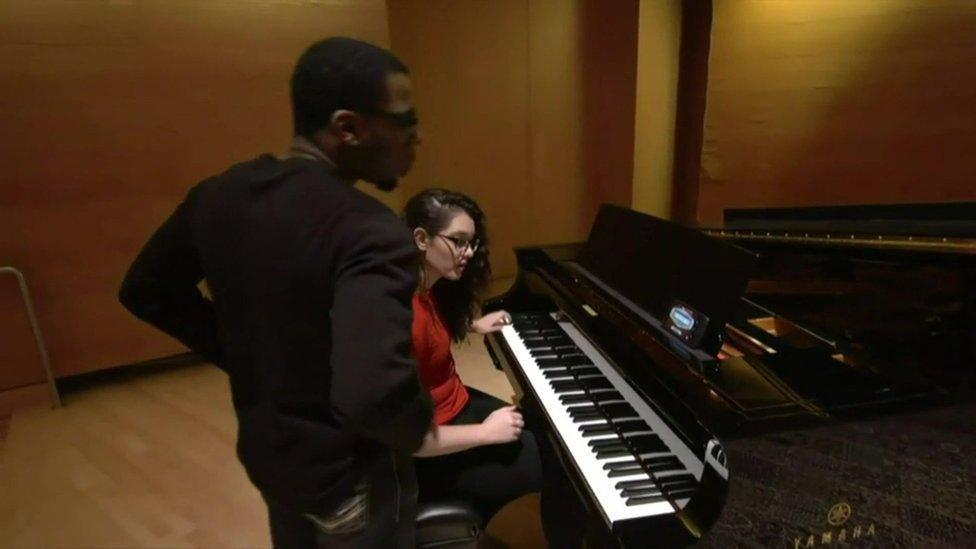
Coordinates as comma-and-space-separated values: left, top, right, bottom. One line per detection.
290, 37, 409, 138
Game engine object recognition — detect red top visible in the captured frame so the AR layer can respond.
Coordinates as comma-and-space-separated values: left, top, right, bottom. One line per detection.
412, 292, 469, 425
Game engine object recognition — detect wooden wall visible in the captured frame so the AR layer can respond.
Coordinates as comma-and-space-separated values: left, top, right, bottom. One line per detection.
387, 0, 638, 278
1, 0, 640, 383
697, 0, 976, 225
631, 0, 682, 219
0, 0, 392, 381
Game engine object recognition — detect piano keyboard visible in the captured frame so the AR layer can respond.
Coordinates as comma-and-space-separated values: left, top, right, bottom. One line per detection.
500, 312, 706, 524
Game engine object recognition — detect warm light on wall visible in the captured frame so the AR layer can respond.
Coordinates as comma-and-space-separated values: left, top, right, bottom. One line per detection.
698, 0, 976, 224
632, 0, 681, 219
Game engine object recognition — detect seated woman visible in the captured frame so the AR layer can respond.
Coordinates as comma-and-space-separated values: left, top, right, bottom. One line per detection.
405, 189, 584, 546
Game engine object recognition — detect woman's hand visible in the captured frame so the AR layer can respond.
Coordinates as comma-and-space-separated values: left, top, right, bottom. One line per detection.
479, 405, 524, 444
470, 310, 512, 334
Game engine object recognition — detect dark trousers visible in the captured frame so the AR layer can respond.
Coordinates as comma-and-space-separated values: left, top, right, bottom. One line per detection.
415, 387, 587, 548
265, 451, 417, 548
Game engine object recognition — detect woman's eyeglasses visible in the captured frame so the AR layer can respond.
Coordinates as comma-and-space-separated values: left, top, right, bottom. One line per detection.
438, 234, 480, 254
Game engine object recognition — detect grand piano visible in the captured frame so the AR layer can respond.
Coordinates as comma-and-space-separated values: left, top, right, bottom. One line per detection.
483, 203, 976, 547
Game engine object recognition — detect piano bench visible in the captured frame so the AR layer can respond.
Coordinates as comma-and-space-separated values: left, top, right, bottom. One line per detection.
416, 499, 483, 549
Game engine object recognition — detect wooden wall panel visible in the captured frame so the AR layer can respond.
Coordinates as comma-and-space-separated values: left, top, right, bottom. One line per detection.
631, 0, 682, 219
581, 0, 640, 235
387, 0, 532, 278
387, 0, 637, 277
0, 0, 391, 376
0, 273, 44, 390
698, 0, 976, 225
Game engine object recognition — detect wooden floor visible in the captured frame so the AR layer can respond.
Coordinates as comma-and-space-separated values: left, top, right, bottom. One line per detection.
0, 338, 546, 547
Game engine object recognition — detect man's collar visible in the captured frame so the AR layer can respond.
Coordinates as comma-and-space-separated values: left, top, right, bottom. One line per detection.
284, 136, 336, 166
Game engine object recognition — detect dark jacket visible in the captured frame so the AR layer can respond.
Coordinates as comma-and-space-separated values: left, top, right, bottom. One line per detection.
119, 155, 432, 512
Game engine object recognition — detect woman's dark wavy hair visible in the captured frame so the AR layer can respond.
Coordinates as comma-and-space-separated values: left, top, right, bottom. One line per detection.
404, 188, 491, 343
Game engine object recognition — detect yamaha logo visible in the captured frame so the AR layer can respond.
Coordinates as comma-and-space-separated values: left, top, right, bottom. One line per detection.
792, 502, 876, 548
827, 503, 852, 526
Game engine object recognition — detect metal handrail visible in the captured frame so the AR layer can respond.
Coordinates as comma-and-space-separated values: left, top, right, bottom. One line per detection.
1, 266, 62, 408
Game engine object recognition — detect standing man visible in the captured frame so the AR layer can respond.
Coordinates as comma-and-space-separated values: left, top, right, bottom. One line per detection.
119, 37, 432, 548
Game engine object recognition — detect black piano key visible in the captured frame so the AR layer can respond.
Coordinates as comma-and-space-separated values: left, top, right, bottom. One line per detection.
553, 378, 612, 392
610, 457, 685, 481
511, 314, 550, 323
626, 495, 667, 506
593, 444, 628, 456
621, 479, 696, 500
569, 410, 605, 422
519, 329, 562, 338
614, 478, 656, 489
589, 437, 624, 449
525, 342, 575, 352
568, 404, 598, 414
590, 390, 624, 403
580, 424, 614, 437
520, 330, 564, 338
520, 330, 558, 338
641, 456, 685, 474
581, 378, 614, 391
626, 434, 669, 454
614, 419, 653, 434
569, 366, 602, 377
571, 415, 605, 424
653, 459, 686, 474
615, 479, 695, 496
595, 447, 632, 459
664, 487, 697, 500
559, 394, 592, 405
620, 486, 664, 498
523, 338, 574, 349
608, 467, 649, 478
537, 361, 572, 370
603, 459, 638, 470
557, 355, 594, 366
552, 378, 611, 392
659, 474, 697, 487
512, 312, 552, 319
644, 456, 684, 470
550, 380, 582, 392
577, 418, 653, 439
513, 322, 558, 332
536, 356, 588, 367
530, 346, 577, 357
542, 369, 574, 380
601, 402, 638, 418
511, 317, 550, 325
593, 446, 629, 458
570, 410, 606, 422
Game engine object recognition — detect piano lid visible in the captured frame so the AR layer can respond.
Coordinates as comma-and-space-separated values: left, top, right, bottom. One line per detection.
707, 202, 976, 412
577, 204, 757, 356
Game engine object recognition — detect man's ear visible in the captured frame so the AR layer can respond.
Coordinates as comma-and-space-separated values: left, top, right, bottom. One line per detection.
413, 227, 430, 251
330, 110, 361, 146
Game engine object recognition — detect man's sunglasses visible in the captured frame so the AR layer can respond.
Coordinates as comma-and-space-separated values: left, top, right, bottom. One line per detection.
362, 108, 419, 129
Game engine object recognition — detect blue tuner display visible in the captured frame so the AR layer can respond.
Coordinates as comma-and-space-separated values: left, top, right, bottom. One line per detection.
665, 299, 709, 347
669, 306, 696, 331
